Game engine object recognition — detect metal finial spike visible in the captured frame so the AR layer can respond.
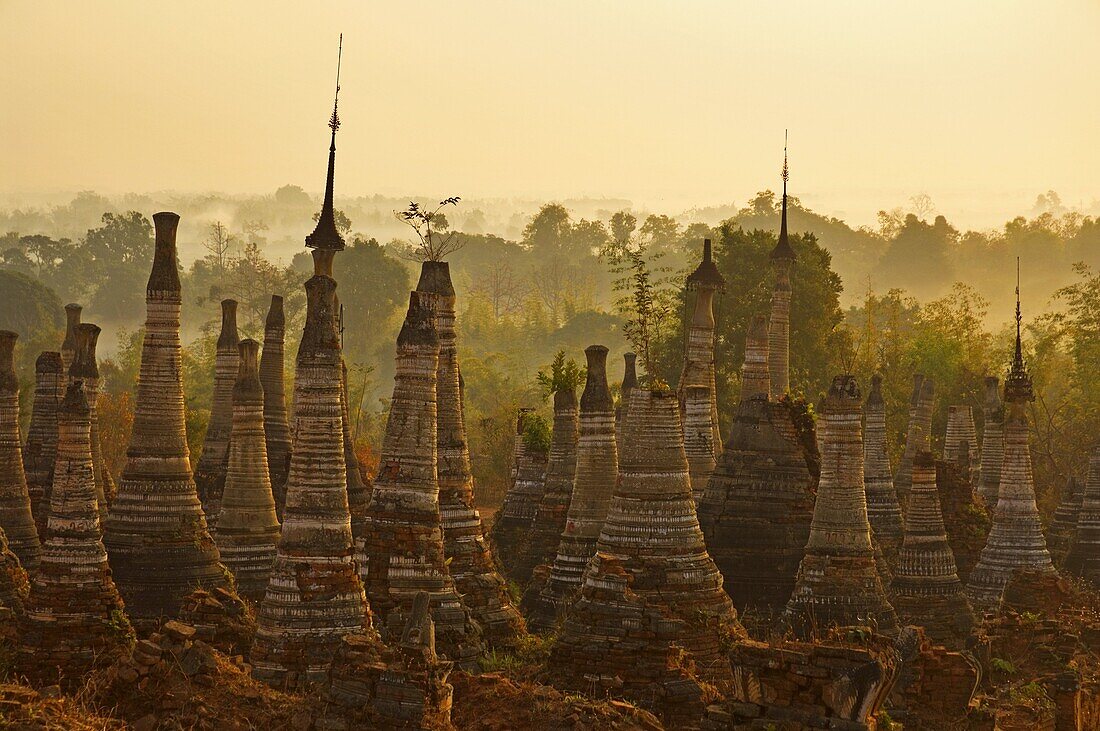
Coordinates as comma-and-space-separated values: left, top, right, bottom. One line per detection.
329, 33, 343, 134
782, 129, 789, 185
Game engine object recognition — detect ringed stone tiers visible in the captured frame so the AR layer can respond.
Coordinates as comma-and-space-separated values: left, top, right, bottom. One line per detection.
0, 331, 41, 571
0, 525, 28, 622
967, 314, 1056, 610
768, 158, 796, 399
679, 239, 725, 503
890, 451, 975, 648
515, 385, 578, 588
783, 375, 898, 638
60, 303, 82, 381
70, 324, 112, 522
572, 386, 742, 679
259, 295, 292, 515
17, 381, 132, 681
490, 408, 547, 579
895, 375, 934, 509
104, 212, 229, 621
341, 358, 373, 587
359, 292, 483, 671
698, 315, 815, 612
251, 274, 367, 688
978, 376, 1005, 506
944, 405, 979, 482
528, 345, 617, 634
195, 298, 240, 530
616, 351, 637, 453
24, 351, 63, 539
863, 374, 904, 555
1049, 476, 1083, 566
214, 339, 281, 601
417, 260, 523, 648
1063, 449, 1100, 583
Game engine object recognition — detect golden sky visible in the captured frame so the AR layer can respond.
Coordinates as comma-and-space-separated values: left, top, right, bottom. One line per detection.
2, 0, 1098, 228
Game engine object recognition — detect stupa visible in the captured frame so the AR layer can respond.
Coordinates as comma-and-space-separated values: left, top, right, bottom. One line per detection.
23, 351, 62, 538
895, 375, 934, 508
103, 212, 229, 620
1049, 476, 1083, 566
490, 408, 547, 579
1065, 449, 1100, 584
863, 374, 904, 554
944, 404, 979, 488
977, 376, 1005, 506
69, 324, 111, 522
195, 298, 240, 530
768, 146, 796, 399
259, 295, 292, 516
0, 330, 41, 571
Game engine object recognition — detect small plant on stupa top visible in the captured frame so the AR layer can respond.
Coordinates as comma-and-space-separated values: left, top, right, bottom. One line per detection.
616, 249, 675, 391
535, 350, 585, 401
395, 196, 464, 262
521, 412, 552, 456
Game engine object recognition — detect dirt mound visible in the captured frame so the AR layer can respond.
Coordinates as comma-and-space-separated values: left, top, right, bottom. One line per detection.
450, 671, 663, 731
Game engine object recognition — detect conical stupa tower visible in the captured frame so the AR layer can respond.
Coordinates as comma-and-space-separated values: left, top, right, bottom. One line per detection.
340, 358, 373, 580
515, 386, 578, 587
890, 451, 975, 647
528, 345, 617, 633
698, 315, 815, 613
679, 239, 725, 504
251, 274, 367, 687
978, 376, 1005, 506
60, 304, 81, 383
195, 298, 240, 530
359, 292, 483, 670
768, 148, 796, 400
1049, 476, 1083, 566
562, 386, 741, 678
215, 339, 281, 601
260, 295, 292, 516
0, 331, 40, 571
783, 375, 898, 638
491, 408, 547, 578
967, 288, 1056, 609
616, 352, 637, 453
944, 405, 979, 482
895, 375, 934, 508
418, 260, 522, 646
103, 212, 229, 620
24, 351, 63, 539
863, 374, 904, 554
1065, 449, 1100, 583
70, 324, 112, 523
18, 381, 132, 681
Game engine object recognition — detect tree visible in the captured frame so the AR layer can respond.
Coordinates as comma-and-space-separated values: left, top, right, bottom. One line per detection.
535, 349, 585, 400
470, 261, 523, 321
274, 184, 312, 208
83, 211, 154, 325
333, 236, 411, 366
312, 208, 353, 236
202, 221, 237, 275
522, 203, 572, 254
0, 269, 64, 377
395, 197, 463, 261
873, 213, 957, 300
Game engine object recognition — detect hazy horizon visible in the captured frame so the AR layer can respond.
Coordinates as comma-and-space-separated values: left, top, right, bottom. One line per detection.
3, 1, 1099, 231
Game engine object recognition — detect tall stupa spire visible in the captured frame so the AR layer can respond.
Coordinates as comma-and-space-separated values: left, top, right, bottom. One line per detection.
305, 33, 346, 253
770, 131, 796, 263
768, 133, 796, 398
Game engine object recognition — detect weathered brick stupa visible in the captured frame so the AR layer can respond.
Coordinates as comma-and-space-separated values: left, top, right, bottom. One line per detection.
615, 351, 637, 452
1063, 450, 1100, 584
783, 375, 898, 638
863, 374, 904, 555
0, 331, 41, 571
103, 212, 228, 620
17, 381, 133, 682
490, 408, 547, 579
515, 385, 578, 588
359, 292, 483, 670
24, 351, 62, 539
679, 239, 725, 504
698, 315, 815, 613
967, 293, 1056, 610
572, 386, 742, 678
944, 405, 979, 482
70, 323, 112, 522
60, 303, 82, 380
251, 274, 367, 688
1048, 476, 1083, 566
195, 298, 240, 530
889, 451, 975, 648
978, 376, 1005, 506
340, 358, 373, 585
415, 260, 524, 647
895, 375, 934, 509
259, 295, 292, 516
768, 149, 796, 400
528, 345, 617, 634
214, 339, 281, 601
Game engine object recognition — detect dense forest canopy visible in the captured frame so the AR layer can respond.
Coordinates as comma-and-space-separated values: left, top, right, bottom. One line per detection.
1, 187, 1098, 508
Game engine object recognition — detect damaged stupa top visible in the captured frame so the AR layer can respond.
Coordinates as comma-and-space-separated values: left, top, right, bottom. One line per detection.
685, 238, 725, 291
305, 34, 346, 253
